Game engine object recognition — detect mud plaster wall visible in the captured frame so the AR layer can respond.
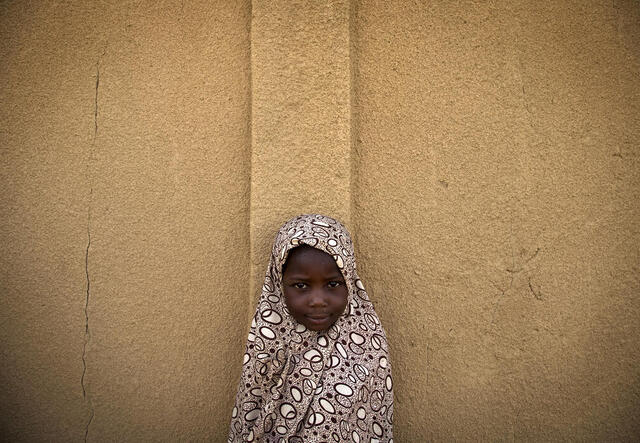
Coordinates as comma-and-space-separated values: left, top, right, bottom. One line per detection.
352, 1, 639, 441
1, 1, 251, 441
1, 1, 639, 442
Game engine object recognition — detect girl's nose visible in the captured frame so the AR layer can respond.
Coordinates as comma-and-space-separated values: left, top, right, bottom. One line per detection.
309, 290, 328, 307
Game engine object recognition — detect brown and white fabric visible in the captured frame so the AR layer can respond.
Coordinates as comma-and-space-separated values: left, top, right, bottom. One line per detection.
229, 214, 393, 443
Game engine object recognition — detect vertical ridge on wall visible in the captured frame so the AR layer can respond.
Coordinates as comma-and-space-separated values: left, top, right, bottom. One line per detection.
247, 0, 255, 327
348, 0, 360, 244
249, 0, 353, 316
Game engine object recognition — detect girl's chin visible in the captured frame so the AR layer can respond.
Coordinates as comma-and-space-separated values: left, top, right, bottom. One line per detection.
303, 316, 334, 330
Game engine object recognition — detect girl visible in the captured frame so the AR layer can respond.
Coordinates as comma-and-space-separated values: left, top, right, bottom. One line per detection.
229, 214, 393, 442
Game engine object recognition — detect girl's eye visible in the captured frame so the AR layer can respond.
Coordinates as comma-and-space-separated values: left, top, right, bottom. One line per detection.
328, 281, 344, 288
293, 282, 307, 289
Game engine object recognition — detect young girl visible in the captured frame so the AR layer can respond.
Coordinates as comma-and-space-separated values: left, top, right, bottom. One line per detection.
229, 214, 393, 442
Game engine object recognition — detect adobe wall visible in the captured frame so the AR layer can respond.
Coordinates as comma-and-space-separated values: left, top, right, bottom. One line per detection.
1, 1, 638, 441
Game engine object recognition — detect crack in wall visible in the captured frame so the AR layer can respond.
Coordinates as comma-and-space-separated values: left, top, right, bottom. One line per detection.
82, 188, 92, 399
93, 60, 100, 141
506, 247, 540, 274
489, 219, 545, 326
82, 58, 101, 443
528, 278, 543, 300
84, 407, 94, 443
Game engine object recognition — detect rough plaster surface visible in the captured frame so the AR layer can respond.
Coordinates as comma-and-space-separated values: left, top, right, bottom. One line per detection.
353, 0, 640, 441
1, 1, 251, 441
249, 0, 352, 316
1, 0, 639, 442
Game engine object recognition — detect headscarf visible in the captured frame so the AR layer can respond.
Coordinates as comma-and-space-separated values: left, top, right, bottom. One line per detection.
229, 214, 393, 443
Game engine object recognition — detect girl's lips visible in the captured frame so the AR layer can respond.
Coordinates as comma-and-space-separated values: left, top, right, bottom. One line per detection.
305, 315, 330, 324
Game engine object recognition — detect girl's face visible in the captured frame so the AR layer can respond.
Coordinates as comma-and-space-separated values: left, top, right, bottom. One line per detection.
282, 246, 348, 331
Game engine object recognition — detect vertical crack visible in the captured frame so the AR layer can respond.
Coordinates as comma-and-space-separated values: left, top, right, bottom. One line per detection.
81, 191, 91, 399
83, 406, 94, 443
82, 58, 100, 443
93, 59, 100, 141
82, 196, 94, 442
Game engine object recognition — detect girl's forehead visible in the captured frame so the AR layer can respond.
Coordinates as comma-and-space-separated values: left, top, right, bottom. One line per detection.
286, 244, 332, 260
282, 245, 343, 276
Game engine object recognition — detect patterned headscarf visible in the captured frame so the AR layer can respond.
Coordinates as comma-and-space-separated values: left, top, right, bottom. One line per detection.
229, 214, 393, 443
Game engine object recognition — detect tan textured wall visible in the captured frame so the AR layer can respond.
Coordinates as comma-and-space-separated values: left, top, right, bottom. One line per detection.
1, 0, 639, 441
353, 0, 640, 441
1, 1, 251, 441
249, 0, 352, 315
